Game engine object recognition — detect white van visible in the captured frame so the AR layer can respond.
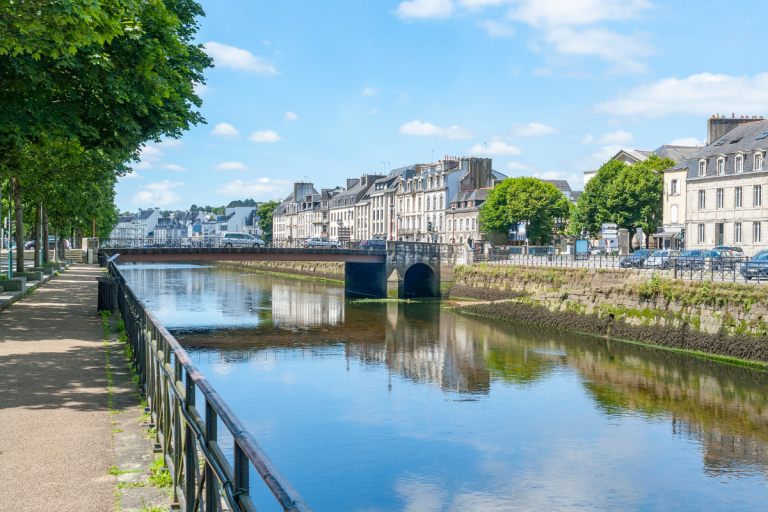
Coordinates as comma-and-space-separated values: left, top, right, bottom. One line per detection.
218, 232, 265, 248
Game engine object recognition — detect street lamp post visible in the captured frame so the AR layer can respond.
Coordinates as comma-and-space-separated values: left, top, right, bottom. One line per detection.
451, 205, 456, 244
389, 202, 394, 241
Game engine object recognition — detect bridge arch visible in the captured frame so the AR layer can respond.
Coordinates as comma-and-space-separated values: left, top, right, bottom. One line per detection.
403, 263, 439, 298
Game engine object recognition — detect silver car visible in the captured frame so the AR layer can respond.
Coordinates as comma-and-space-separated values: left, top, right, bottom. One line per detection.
218, 232, 265, 248
645, 250, 681, 269
301, 237, 340, 249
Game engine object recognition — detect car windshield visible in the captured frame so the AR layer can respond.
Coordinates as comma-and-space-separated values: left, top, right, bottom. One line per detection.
632, 250, 651, 256
702, 250, 721, 257
753, 252, 768, 261
681, 250, 702, 256
652, 251, 668, 256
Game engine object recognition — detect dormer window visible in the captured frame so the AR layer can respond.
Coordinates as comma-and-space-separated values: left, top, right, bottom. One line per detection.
717, 157, 725, 175
756, 152, 764, 171
698, 160, 706, 176
736, 154, 744, 173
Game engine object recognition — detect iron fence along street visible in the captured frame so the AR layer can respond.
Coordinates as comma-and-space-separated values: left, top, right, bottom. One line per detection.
110, 261, 313, 512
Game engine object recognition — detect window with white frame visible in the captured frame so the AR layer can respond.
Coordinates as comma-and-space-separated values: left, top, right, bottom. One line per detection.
756, 185, 763, 207
670, 179, 679, 195
717, 157, 725, 175
735, 222, 742, 243
736, 155, 744, 173
699, 160, 706, 176
698, 223, 705, 243
756, 153, 764, 171
699, 190, 706, 209
671, 205, 678, 223
735, 187, 743, 207
755, 221, 762, 243
717, 188, 724, 208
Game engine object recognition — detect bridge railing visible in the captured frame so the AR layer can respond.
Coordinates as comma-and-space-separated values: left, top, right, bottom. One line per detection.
100, 237, 382, 251
109, 261, 313, 512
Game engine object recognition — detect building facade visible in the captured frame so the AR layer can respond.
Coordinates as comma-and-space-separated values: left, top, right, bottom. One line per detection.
685, 118, 768, 255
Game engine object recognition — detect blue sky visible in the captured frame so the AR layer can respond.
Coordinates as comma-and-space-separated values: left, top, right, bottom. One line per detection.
117, 0, 768, 212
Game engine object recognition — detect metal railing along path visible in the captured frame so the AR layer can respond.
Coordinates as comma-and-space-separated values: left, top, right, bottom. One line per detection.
110, 261, 313, 512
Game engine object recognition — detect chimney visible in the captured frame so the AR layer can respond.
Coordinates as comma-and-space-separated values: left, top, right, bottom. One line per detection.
706, 115, 760, 145
346, 178, 360, 189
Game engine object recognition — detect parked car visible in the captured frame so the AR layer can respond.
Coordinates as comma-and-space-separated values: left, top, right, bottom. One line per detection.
713, 246, 745, 256
740, 251, 768, 279
645, 250, 681, 269
359, 239, 386, 250
620, 249, 654, 268
24, 238, 71, 250
218, 232, 265, 248
677, 249, 704, 269
701, 249, 739, 271
301, 237, 339, 249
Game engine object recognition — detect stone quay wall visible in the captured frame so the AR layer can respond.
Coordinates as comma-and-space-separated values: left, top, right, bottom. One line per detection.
214, 260, 345, 282
450, 264, 768, 364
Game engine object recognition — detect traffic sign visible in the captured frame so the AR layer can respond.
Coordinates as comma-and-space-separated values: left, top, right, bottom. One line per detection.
602, 223, 618, 231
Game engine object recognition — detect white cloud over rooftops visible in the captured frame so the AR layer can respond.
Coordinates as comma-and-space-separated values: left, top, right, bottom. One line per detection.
467, 141, 522, 155
132, 180, 183, 205
399, 120, 475, 139
510, 122, 559, 137
596, 72, 768, 117
213, 162, 250, 171
216, 178, 292, 199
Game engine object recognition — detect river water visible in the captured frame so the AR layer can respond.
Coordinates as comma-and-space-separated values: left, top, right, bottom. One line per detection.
120, 263, 768, 511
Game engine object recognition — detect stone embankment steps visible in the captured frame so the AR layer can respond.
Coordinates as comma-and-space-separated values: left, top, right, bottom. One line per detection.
0, 264, 169, 511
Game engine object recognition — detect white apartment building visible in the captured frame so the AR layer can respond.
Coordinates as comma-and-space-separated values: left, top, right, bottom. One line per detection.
110, 215, 135, 239
273, 182, 318, 242
328, 175, 381, 242
131, 208, 162, 239
369, 167, 415, 241
686, 117, 768, 255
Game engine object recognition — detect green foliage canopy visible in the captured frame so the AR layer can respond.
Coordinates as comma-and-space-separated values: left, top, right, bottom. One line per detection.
479, 177, 571, 245
257, 200, 279, 240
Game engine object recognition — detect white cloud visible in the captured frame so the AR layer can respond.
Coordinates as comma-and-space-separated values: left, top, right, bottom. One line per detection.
578, 135, 594, 144
158, 139, 183, 149
213, 162, 249, 171
160, 164, 187, 172
399, 120, 475, 139
460, 0, 510, 8
510, 122, 559, 137
543, 26, 653, 73
597, 73, 768, 118
203, 41, 278, 76
216, 178, 292, 199
597, 130, 634, 144
670, 137, 704, 147
193, 81, 207, 96
284, 111, 298, 121
121, 171, 142, 179
249, 130, 283, 143
395, 0, 453, 19
535, 170, 584, 189
507, 161, 531, 170
139, 145, 164, 162
262, 39, 271, 46
509, 0, 652, 27
210, 122, 241, 140
367, 109, 381, 115
132, 180, 183, 206
592, 144, 623, 162
467, 141, 522, 155
481, 20, 514, 37
362, 87, 378, 96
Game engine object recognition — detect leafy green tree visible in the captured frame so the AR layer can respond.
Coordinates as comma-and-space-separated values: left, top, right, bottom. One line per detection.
257, 200, 279, 240
479, 177, 571, 245
572, 155, 672, 247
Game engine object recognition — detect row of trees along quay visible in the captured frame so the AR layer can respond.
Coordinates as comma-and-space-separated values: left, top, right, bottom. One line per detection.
0, 0, 213, 272
479, 155, 673, 247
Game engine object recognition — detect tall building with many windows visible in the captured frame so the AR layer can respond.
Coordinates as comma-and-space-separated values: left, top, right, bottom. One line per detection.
685, 117, 768, 254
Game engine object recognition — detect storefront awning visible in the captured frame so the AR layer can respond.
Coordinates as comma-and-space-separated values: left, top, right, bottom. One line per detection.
652, 232, 678, 238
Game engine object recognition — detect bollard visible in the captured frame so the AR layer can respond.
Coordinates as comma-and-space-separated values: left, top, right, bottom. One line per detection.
96, 276, 119, 312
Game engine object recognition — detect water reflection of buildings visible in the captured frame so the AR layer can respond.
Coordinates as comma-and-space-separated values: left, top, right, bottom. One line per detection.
271, 282, 343, 328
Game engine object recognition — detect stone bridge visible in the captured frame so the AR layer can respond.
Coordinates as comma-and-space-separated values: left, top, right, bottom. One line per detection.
99, 242, 464, 298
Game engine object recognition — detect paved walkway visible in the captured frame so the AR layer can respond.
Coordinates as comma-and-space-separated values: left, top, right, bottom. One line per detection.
0, 265, 114, 512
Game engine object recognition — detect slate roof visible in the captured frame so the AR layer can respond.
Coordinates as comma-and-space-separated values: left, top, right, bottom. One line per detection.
118, 215, 135, 223
450, 188, 489, 207
541, 179, 571, 191
135, 209, 157, 220
686, 120, 768, 180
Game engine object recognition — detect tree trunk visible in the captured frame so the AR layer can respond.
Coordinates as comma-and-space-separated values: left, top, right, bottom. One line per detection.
58, 228, 65, 261
11, 176, 23, 272
42, 208, 50, 264
34, 203, 41, 267
75, 228, 83, 249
